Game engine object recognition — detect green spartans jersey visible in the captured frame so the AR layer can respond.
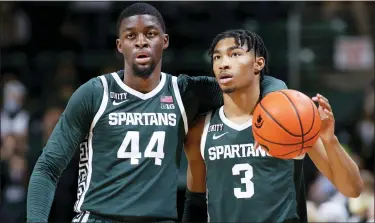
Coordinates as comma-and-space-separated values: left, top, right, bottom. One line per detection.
201, 107, 305, 222
73, 72, 188, 220
26, 68, 295, 222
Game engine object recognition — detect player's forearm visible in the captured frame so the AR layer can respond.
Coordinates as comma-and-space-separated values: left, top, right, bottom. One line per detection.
27, 153, 60, 222
322, 136, 363, 197
27, 135, 77, 222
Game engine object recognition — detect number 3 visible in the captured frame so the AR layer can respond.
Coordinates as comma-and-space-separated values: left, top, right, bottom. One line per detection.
117, 131, 165, 165
232, 163, 254, 199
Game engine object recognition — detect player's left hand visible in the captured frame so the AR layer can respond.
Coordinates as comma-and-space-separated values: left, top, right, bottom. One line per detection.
312, 93, 335, 142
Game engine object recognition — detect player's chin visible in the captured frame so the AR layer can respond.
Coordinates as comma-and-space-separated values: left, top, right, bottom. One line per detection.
132, 63, 155, 78
221, 86, 236, 94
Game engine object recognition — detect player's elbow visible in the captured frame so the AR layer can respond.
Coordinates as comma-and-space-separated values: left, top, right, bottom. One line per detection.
349, 178, 363, 198
339, 178, 363, 198
32, 151, 61, 182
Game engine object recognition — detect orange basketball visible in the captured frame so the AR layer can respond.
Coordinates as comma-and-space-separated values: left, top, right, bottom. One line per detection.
252, 89, 321, 159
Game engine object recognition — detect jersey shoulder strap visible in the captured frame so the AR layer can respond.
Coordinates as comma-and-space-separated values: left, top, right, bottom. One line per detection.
171, 75, 188, 135
200, 111, 212, 160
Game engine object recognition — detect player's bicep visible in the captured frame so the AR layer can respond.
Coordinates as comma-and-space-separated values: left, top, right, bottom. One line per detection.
184, 116, 205, 159
307, 138, 333, 181
184, 116, 206, 192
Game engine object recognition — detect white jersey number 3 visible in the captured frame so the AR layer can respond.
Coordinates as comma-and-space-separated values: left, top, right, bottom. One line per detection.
232, 163, 254, 199
117, 131, 165, 165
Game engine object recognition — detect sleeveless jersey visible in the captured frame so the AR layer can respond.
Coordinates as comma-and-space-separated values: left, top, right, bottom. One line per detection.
73, 72, 187, 220
201, 106, 304, 222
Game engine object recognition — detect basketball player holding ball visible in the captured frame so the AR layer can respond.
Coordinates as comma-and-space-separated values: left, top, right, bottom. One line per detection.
182, 29, 363, 222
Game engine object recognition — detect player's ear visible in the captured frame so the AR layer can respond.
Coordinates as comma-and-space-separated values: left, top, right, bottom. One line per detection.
163, 34, 169, 49
254, 57, 265, 75
116, 38, 123, 53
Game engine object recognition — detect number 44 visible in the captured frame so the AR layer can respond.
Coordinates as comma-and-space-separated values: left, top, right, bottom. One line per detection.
117, 131, 165, 165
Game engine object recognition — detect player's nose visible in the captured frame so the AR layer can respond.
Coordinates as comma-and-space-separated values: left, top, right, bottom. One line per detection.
219, 59, 230, 70
135, 34, 149, 49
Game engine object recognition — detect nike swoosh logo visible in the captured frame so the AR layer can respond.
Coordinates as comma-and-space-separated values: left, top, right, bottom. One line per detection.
213, 132, 229, 140
113, 100, 129, 106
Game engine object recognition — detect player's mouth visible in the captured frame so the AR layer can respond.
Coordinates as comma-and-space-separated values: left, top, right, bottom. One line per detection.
219, 72, 233, 84
135, 51, 151, 64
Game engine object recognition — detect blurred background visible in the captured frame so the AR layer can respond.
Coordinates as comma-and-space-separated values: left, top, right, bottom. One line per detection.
1, 1, 374, 223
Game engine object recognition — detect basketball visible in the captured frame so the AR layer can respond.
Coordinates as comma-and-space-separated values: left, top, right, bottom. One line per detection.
252, 89, 321, 159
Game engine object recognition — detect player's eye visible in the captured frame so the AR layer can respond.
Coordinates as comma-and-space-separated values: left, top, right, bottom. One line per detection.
231, 52, 241, 57
147, 31, 157, 37
213, 55, 220, 60
126, 33, 135, 39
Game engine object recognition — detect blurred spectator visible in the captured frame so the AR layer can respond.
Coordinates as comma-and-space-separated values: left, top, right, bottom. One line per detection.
0, 2, 31, 48
366, 196, 374, 222
351, 80, 375, 172
308, 172, 337, 205
1, 135, 18, 203
317, 201, 349, 222
27, 106, 63, 178
321, 2, 371, 36
1, 135, 17, 161
43, 58, 79, 107
306, 201, 319, 222
1, 79, 30, 151
0, 153, 27, 223
348, 170, 374, 222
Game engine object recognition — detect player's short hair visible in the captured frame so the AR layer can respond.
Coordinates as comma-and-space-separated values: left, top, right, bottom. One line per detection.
117, 3, 166, 36
208, 29, 269, 77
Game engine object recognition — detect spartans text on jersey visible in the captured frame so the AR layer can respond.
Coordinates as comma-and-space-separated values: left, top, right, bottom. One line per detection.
108, 112, 176, 126
208, 143, 271, 161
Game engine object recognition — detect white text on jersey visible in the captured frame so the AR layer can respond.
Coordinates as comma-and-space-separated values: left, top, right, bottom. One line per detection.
208, 124, 224, 132
108, 112, 177, 126
208, 143, 271, 160
110, 92, 127, 100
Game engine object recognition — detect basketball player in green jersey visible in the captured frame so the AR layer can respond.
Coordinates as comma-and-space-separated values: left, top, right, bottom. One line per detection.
26, 3, 286, 223
182, 29, 363, 222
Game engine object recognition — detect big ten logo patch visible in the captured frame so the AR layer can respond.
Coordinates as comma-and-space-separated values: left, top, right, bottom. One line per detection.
160, 96, 175, 110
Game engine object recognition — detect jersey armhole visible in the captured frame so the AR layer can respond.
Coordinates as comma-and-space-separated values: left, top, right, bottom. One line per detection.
91, 76, 109, 129
200, 112, 212, 161
75, 75, 109, 212
172, 76, 188, 134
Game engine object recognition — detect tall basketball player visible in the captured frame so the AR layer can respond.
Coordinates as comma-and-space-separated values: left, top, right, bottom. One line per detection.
182, 29, 363, 222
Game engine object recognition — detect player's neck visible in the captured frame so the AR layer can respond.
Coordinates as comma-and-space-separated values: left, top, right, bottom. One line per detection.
123, 64, 162, 93
223, 83, 260, 122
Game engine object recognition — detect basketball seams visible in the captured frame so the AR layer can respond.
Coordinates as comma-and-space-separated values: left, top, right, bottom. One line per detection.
253, 89, 321, 159
259, 101, 302, 137
278, 91, 305, 156
277, 146, 313, 157
300, 96, 316, 136
252, 126, 320, 146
